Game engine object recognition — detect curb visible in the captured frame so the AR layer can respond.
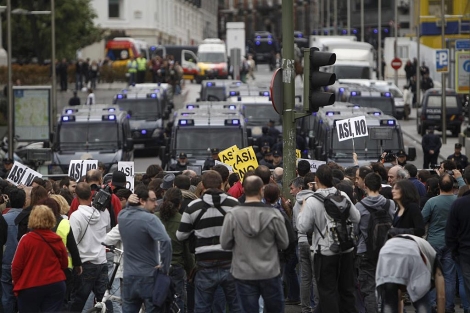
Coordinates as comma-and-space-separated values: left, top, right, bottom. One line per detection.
401, 129, 447, 162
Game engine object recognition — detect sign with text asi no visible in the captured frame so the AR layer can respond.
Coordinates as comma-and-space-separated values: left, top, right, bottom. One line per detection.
6, 162, 43, 186
118, 162, 135, 192
218, 145, 240, 167
435, 49, 449, 73
231, 146, 259, 181
336, 116, 369, 142
68, 160, 99, 182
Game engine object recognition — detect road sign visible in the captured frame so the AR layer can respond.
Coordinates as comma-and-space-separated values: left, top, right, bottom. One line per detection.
455, 51, 470, 94
270, 68, 283, 114
456, 39, 470, 50
391, 57, 402, 70
436, 49, 449, 73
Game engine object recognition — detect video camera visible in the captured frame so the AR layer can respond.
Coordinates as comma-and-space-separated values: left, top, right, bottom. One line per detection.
92, 185, 112, 212
381, 150, 397, 163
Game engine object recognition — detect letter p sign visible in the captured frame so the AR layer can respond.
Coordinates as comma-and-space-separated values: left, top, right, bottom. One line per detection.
436, 49, 449, 73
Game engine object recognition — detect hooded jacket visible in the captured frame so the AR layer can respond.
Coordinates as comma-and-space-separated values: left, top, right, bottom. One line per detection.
176, 189, 239, 261
179, 190, 199, 214
220, 202, 289, 280
12, 229, 68, 292
354, 195, 396, 254
293, 189, 316, 243
69, 205, 109, 264
297, 187, 360, 256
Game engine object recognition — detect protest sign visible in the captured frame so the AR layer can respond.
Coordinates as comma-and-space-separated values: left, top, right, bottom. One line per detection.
118, 161, 135, 192
336, 116, 368, 142
297, 159, 326, 173
215, 160, 233, 171
68, 160, 99, 181
232, 146, 258, 181
7, 162, 43, 186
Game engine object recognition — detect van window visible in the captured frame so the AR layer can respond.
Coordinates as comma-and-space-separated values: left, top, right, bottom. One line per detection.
426, 95, 458, 108
333, 66, 370, 79
348, 97, 395, 115
198, 52, 225, 63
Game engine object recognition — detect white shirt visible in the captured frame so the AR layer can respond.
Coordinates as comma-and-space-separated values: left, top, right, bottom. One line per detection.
86, 93, 95, 105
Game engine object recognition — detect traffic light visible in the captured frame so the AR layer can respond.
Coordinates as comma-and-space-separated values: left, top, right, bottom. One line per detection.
303, 47, 336, 113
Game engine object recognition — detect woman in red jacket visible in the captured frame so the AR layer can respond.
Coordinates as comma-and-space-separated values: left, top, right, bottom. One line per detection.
12, 205, 69, 312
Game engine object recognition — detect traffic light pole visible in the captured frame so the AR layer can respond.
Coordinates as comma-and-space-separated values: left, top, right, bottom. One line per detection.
281, 0, 296, 199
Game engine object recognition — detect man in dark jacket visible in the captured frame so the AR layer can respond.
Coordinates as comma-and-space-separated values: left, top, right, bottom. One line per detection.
422, 127, 442, 169
170, 153, 190, 172
174, 175, 198, 214
448, 143, 469, 170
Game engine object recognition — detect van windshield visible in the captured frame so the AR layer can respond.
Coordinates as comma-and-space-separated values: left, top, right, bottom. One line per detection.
348, 97, 395, 115
426, 96, 458, 108
115, 99, 161, 118
175, 128, 243, 152
332, 65, 370, 79
244, 104, 281, 126
254, 42, 277, 54
59, 123, 119, 150
198, 52, 226, 63
106, 49, 130, 61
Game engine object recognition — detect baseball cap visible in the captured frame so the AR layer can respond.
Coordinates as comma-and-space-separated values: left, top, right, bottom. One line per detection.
3, 158, 13, 164
211, 148, 220, 154
264, 148, 272, 156
178, 152, 187, 159
273, 150, 281, 157
112, 171, 127, 189
455, 143, 463, 149
396, 150, 406, 157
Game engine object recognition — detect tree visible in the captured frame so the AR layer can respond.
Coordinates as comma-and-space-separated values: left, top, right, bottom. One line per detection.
1, 0, 105, 63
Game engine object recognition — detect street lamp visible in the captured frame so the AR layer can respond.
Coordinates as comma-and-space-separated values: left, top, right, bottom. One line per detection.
7, 2, 56, 159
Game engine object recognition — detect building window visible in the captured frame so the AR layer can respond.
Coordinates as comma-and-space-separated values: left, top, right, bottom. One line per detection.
428, 0, 453, 15
109, 0, 121, 18
397, 46, 409, 59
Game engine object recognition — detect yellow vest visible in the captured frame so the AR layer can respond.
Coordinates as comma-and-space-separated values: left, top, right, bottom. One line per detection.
127, 60, 137, 73
56, 219, 73, 268
136, 57, 147, 71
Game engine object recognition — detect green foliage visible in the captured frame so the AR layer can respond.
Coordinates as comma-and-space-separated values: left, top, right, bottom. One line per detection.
1, 0, 105, 62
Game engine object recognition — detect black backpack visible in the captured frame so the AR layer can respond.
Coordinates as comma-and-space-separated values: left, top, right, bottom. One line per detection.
313, 191, 356, 254
359, 200, 392, 262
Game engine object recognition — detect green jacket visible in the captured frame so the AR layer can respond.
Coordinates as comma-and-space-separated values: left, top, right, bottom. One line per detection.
155, 212, 195, 274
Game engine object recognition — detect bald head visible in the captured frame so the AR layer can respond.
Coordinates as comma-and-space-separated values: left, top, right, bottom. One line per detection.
86, 169, 102, 185
273, 167, 283, 182
387, 165, 402, 186
243, 176, 264, 198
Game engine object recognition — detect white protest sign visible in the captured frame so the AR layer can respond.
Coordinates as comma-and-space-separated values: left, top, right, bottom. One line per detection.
215, 160, 233, 172
68, 160, 99, 181
297, 159, 326, 173
6, 162, 43, 186
118, 161, 135, 192
336, 116, 368, 142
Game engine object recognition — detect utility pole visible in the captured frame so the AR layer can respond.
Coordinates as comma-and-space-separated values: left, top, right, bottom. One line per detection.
7, 0, 13, 160
51, 0, 56, 134
281, 0, 296, 198
394, 0, 398, 86
378, 0, 382, 80
441, 0, 447, 144
347, 0, 351, 35
416, 0, 421, 127
334, 0, 337, 35
361, 0, 364, 41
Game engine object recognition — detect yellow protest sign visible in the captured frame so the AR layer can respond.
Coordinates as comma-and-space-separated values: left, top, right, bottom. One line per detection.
232, 146, 258, 181
218, 145, 239, 166
296, 149, 301, 159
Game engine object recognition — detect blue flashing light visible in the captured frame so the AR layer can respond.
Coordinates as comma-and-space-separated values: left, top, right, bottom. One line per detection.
313, 112, 317, 116
224, 105, 237, 110
150, 46, 156, 50
319, 119, 323, 124
324, 30, 329, 35
229, 91, 239, 96
382, 92, 391, 97
351, 91, 358, 96
342, 29, 347, 35
126, 114, 131, 119
178, 119, 194, 126
107, 108, 116, 112
117, 94, 124, 99
268, 41, 272, 45
353, 105, 360, 108
297, 33, 303, 38
102, 114, 116, 121
267, 35, 272, 38
373, 28, 378, 34
65, 109, 74, 114
380, 119, 396, 126
384, 28, 389, 33
141, 130, 147, 135
206, 82, 215, 87
109, 115, 116, 120
373, 112, 382, 116
259, 91, 270, 97
353, 29, 358, 34
338, 87, 345, 93
326, 112, 334, 116
186, 104, 200, 109
256, 36, 261, 39
148, 93, 157, 98
225, 119, 240, 126
61, 115, 76, 122
255, 41, 260, 45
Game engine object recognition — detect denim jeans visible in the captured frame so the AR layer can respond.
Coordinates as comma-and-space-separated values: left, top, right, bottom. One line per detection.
314, 252, 357, 313
355, 254, 378, 313
69, 263, 108, 312
235, 275, 284, 313
194, 261, 241, 313
456, 262, 470, 310
299, 242, 319, 313
212, 286, 226, 313
106, 251, 121, 313
75, 73, 83, 91
170, 265, 186, 313
459, 255, 470, 310
17, 281, 66, 313
284, 250, 300, 301
1, 264, 16, 313
428, 246, 455, 311
379, 283, 431, 313
128, 73, 136, 86
122, 275, 161, 313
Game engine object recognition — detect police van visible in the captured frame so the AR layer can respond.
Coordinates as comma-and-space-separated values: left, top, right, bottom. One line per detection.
162, 109, 248, 170
124, 83, 174, 110
307, 106, 415, 167
113, 90, 166, 151
197, 80, 244, 102
49, 107, 134, 175
228, 95, 282, 142
340, 86, 397, 118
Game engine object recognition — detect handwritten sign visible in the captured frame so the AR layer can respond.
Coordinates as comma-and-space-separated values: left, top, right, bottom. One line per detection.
297, 159, 326, 173
7, 162, 43, 186
218, 145, 239, 167
118, 161, 135, 192
232, 146, 258, 181
336, 116, 368, 142
68, 160, 99, 181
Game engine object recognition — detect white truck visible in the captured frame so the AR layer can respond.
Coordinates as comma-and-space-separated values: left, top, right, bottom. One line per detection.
226, 22, 246, 58
309, 35, 357, 51
323, 41, 376, 80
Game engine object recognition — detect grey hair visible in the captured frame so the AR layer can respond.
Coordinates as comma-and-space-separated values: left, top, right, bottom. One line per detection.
396, 168, 409, 180
273, 167, 283, 181
289, 176, 304, 189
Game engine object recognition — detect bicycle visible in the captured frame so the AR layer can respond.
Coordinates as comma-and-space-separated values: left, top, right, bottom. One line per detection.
87, 243, 180, 313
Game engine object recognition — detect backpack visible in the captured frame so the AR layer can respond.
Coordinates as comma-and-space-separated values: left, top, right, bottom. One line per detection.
359, 200, 393, 262
313, 191, 356, 254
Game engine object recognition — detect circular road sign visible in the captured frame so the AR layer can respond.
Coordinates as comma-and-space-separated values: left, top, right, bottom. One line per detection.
391, 57, 403, 70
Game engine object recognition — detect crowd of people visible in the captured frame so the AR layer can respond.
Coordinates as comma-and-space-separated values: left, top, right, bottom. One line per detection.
0, 144, 469, 313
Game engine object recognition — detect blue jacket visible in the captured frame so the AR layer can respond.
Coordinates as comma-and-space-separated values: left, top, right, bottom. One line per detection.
2, 208, 23, 265
409, 177, 427, 198
119, 206, 172, 276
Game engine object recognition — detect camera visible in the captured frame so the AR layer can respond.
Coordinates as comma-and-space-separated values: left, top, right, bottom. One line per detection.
92, 185, 112, 212
382, 150, 396, 163
446, 170, 454, 176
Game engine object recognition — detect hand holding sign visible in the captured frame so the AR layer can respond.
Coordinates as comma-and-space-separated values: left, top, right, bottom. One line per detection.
232, 146, 258, 181
118, 162, 135, 192
336, 116, 368, 154
7, 162, 43, 186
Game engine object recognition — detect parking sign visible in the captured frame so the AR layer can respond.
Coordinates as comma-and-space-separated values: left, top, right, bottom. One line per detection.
436, 49, 449, 73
